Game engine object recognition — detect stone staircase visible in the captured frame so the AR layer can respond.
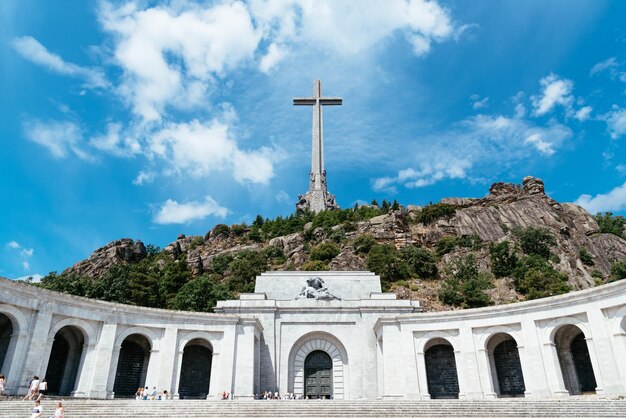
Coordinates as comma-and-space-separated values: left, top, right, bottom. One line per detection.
1, 398, 625, 417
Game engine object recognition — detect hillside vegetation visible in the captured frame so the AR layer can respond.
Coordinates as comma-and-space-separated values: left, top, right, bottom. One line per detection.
31, 177, 626, 312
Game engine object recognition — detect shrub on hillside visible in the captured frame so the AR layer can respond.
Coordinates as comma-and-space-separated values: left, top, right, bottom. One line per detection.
169, 274, 231, 312
436, 236, 459, 256
512, 255, 571, 299
300, 260, 329, 271
417, 203, 456, 225
400, 245, 438, 278
595, 212, 625, 237
438, 255, 493, 308
353, 234, 377, 254
513, 226, 556, 259
489, 241, 518, 277
310, 242, 340, 262
579, 247, 594, 266
610, 260, 626, 282
366, 244, 410, 282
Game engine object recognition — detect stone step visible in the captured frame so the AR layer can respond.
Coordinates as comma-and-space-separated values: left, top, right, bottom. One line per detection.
1, 399, 626, 418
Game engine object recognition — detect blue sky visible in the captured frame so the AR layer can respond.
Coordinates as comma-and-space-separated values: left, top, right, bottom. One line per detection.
2, 0, 626, 280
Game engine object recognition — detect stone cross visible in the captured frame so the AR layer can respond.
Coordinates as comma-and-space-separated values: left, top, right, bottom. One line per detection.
293, 80, 341, 213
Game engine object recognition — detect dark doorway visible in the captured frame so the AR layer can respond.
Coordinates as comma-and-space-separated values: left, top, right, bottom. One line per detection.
555, 325, 597, 395
45, 326, 85, 396
0, 314, 13, 374
425, 342, 459, 399
492, 337, 525, 396
305, 350, 332, 399
113, 334, 151, 398
178, 339, 212, 399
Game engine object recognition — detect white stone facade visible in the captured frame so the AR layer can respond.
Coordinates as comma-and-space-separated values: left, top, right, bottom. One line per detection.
0, 272, 625, 400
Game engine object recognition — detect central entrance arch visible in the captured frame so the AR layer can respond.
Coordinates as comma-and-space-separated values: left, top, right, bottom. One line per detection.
289, 332, 348, 399
305, 350, 332, 399
487, 333, 526, 397
424, 339, 459, 399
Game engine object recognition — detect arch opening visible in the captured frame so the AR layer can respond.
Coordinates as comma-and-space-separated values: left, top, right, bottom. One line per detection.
0, 313, 13, 375
487, 333, 525, 397
45, 326, 85, 396
424, 338, 459, 399
113, 334, 151, 398
304, 350, 332, 399
554, 325, 597, 395
178, 338, 212, 399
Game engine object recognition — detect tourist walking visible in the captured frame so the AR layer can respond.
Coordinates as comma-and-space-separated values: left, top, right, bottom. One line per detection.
23, 376, 40, 401
29, 399, 42, 418
0, 374, 5, 398
52, 400, 65, 418
36, 378, 47, 401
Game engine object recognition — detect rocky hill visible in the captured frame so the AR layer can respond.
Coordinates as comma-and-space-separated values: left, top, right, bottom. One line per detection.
55, 176, 626, 312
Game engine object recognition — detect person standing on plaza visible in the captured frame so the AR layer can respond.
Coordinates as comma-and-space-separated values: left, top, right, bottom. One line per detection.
29, 399, 42, 418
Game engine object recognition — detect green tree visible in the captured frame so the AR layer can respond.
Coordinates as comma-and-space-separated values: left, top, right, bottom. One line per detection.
353, 234, 378, 255
169, 274, 231, 312
212, 224, 231, 237
489, 241, 518, 277
90, 263, 161, 307
579, 247, 594, 266
512, 255, 571, 299
252, 214, 265, 228
300, 260, 329, 271
310, 242, 340, 262
436, 236, 458, 256
366, 244, 410, 282
610, 260, 626, 282
159, 259, 193, 309
400, 245, 438, 278
513, 226, 556, 259
438, 255, 493, 308
38, 272, 93, 297
418, 203, 456, 225
207, 253, 234, 275
371, 199, 379, 207
595, 212, 625, 237
227, 250, 268, 293
145, 244, 161, 256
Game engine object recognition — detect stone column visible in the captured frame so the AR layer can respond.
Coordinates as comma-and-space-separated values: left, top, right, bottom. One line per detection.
587, 308, 622, 395
154, 327, 178, 395
476, 348, 497, 398
18, 307, 52, 394
541, 341, 569, 396
232, 320, 257, 399
518, 319, 550, 397
380, 322, 404, 399
73, 343, 96, 397
458, 326, 483, 399
3, 331, 28, 395
453, 349, 467, 399
415, 350, 430, 399
90, 322, 118, 399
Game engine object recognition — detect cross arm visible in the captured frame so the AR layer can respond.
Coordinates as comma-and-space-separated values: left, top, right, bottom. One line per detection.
293, 98, 316, 105
319, 98, 342, 105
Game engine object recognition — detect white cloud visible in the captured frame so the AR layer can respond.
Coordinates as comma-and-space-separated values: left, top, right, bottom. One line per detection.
372, 112, 572, 191
133, 170, 156, 185
575, 181, 626, 213
574, 106, 593, 122
149, 118, 276, 184
11, 36, 107, 88
154, 196, 228, 224
617, 164, 626, 174
470, 94, 489, 110
15, 273, 44, 282
605, 106, 626, 139
276, 190, 290, 204
23, 119, 91, 160
22, 261, 31, 271
590, 57, 618, 76
524, 133, 555, 156
99, 1, 260, 121
6, 241, 20, 249
531, 74, 574, 116
20, 248, 34, 257
90, 122, 141, 157
259, 43, 287, 73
